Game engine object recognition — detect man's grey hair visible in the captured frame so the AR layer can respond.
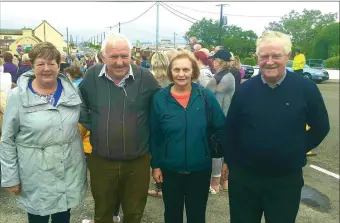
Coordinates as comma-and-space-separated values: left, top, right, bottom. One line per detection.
22, 53, 30, 62
256, 31, 292, 55
101, 32, 132, 54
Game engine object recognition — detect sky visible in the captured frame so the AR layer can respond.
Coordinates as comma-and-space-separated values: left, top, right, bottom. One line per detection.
0, 1, 339, 44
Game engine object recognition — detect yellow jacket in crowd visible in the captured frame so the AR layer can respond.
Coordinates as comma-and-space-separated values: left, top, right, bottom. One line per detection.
292, 53, 306, 70
79, 124, 92, 154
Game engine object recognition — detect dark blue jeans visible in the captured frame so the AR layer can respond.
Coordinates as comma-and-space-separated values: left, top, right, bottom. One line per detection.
28, 209, 71, 223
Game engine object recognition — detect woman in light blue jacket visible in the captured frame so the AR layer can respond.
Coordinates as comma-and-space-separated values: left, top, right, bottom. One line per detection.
0, 42, 87, 223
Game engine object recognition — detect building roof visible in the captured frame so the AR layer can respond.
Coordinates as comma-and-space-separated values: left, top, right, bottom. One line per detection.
0, 29, 23, 35
34, 20, 63, 37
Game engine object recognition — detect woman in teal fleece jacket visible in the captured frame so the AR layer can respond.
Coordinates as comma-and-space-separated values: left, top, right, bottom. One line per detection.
150, 52, 225, 223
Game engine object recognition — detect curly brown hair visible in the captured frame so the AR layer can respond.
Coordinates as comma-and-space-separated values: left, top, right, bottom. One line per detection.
64, 65, 84, 79
167, 51, 200, 82
28, 42, 61, 66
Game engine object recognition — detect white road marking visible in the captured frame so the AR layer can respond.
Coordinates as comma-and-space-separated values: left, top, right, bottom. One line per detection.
310, 165, 340, 180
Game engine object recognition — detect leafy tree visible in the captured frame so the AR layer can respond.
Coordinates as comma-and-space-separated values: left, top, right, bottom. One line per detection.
265, 9, 338, 56
312, 22, 339, 59
185, 18, 257, 58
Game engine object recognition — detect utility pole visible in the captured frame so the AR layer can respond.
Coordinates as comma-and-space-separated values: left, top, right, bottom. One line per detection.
119, 22, 121, 33
216, 4, 229, 45
76, 36, 77, 46
103, 32, 106, 40
156, 1, 159, 51
101, 33, 103, 44
97, 34, 99, 45
66, 27, 69, 55
173, 32, 177, 49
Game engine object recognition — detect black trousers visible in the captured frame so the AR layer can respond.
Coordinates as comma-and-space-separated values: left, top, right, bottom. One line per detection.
28, 209, 71, 223
161, 168, 211, 223
228, 166, 304, 223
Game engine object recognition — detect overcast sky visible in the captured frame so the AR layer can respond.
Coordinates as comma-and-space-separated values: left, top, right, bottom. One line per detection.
1, 1, 339, 44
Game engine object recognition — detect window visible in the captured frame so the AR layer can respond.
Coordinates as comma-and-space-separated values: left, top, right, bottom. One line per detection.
4, 36, 12, 40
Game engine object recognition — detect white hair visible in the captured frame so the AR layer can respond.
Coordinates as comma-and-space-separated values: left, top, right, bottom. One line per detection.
101, 32, 132, 54
256, 31, 292, 55
22, 53, 30, 62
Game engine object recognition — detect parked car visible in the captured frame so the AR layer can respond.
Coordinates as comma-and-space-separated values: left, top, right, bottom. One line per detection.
241, 64, 255, 78
286, 60, 329, 83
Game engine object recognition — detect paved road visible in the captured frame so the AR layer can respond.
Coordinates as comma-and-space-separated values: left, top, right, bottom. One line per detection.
0, 81, 339, 223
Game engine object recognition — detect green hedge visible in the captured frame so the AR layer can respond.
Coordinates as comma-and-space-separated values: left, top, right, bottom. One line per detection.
243, 57, 256, 66
324, 56, 340, 69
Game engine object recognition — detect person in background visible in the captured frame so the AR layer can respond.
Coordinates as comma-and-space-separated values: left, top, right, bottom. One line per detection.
292, 49, 306, 75
140, 55, 151, 69
150, 51, 225, 223
206, 49, 235, 194
64, 65, 84, 87
229, 56, 242, 89
194, 51, 213, 88
165, 49, 178, 62
71, 53, 81, 67
200, 48, 214, 73
16, 53, 32, 78
193, 44, 202, 52
0, 42, 87, 223
234, 56, 245, 79
60, 51, 70, 74
3, 52, 18, 84
147, 51, 171, 198
222, 31, 329, 223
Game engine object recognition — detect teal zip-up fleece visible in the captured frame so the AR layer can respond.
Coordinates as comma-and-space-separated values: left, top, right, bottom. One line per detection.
150, 83, 226, 172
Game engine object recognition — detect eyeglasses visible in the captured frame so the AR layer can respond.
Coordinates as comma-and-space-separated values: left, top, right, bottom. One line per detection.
259, 54, 286, 61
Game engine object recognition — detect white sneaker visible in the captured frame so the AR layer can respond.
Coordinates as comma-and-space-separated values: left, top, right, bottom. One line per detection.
82, 220, 93, 223
113, 216, 121, 222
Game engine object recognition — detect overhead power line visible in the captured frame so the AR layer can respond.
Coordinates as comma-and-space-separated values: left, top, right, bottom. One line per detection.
160, 2, 199, 21
167, 3, 282, 18
120, 2, 157, 25
159, 3, 196, 24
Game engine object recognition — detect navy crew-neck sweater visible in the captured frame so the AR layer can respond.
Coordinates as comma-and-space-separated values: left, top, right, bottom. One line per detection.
224, 71, 329, 175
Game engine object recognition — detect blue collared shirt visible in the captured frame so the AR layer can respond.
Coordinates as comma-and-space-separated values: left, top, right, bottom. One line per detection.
98, 64, 134, 87
261, 70, 287, 88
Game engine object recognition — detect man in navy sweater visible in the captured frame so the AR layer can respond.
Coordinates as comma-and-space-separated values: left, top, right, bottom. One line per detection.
222, 31, 330, 223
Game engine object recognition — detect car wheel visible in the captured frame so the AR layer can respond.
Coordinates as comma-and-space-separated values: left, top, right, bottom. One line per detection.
303, 73, 312, 80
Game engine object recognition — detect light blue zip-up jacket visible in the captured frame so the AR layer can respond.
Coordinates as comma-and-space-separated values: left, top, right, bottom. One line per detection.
0, 70, 87, 216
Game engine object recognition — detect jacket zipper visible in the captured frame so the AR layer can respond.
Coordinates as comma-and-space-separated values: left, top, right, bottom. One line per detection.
184, 108, 188, 171
107, 83, 111, 155
122, 88, 127, 156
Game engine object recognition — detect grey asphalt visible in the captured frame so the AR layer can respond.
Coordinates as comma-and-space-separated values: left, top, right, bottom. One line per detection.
0, 80, 339, 223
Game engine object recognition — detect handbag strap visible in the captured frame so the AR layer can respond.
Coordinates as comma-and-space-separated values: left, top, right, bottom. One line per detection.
200, 88, 212, 131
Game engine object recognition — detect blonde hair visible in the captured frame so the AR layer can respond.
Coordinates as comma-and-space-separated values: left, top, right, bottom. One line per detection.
165, 49, 178, 62
256, 31, 292, 55
233, 56, 241, 70
215, 58, 232, 70
151, 52, 169, 80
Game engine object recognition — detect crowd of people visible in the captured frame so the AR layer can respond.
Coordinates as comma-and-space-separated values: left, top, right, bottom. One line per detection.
0, 30, 330, 223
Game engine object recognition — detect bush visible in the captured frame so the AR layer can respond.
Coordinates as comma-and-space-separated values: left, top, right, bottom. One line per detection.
243, 57, 256, 66
324, 56, 340, 69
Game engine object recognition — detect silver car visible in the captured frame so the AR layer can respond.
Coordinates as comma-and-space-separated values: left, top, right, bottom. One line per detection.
286, 60, 329, 83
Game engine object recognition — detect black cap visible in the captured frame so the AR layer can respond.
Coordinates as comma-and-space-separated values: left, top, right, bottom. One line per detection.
209, 49, 232, 61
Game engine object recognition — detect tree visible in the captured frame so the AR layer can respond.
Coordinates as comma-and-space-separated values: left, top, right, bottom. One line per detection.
265, 9, 338, 56
312, 22, 339, 59
185, 18, 257, 58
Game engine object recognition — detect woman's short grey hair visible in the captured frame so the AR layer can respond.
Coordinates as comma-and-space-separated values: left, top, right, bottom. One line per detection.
256, 31, 292, 55
101, 32, 132, 54
22, 54, 30, 62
